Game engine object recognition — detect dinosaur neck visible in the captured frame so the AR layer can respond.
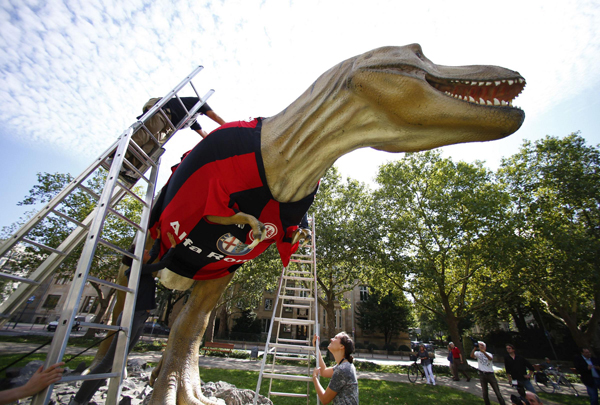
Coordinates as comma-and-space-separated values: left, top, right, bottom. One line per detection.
261, 62, 375, 202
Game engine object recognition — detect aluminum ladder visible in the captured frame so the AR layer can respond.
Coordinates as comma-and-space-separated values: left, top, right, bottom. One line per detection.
254, 214, 320, 404
0, 66, 214, 405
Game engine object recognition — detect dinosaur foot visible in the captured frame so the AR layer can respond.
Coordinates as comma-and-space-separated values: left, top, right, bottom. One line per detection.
148, 374, 225, 405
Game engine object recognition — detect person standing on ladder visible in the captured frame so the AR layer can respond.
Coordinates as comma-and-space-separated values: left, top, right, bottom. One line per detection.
68, 231, 176, 405
122, 97, 226, 179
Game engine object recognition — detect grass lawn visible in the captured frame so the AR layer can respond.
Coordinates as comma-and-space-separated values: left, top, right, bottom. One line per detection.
200, 368, 485, 405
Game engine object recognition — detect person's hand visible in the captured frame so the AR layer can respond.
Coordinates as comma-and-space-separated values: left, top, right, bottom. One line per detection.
313, 334, 320, 347
312, 368, 320, 379
166, 232, 177, 248
21, 362, 65, 397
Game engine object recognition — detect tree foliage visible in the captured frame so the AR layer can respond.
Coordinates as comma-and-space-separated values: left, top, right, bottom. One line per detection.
369, 151, 510, 354
355, 289, 412, 345
309, 167, 374, 338
497, 133, 600, 349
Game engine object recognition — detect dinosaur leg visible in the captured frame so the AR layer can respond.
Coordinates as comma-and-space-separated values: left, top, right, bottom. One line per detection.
149, 273, 234, 405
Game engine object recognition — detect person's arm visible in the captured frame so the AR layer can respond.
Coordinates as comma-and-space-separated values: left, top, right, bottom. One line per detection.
141, 233, 177, 275
312, 368, 338, 405
194, 128, 209, 138
470, 347, 476, 359
205, 110, 226, 126
0, 363, 64, 405
312, 335, 334, 378
505, 357, 513, 384
525, 358, 535, 379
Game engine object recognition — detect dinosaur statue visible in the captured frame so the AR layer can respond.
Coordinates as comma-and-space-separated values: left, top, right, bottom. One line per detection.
146, 43, 525, 404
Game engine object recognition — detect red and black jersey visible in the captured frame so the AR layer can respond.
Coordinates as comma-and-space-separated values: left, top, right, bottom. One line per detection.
148, 118, 317, 280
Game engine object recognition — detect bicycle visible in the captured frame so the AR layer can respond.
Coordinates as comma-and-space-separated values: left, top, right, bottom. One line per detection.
407, 355, 426, 383
533, 364, 579, 396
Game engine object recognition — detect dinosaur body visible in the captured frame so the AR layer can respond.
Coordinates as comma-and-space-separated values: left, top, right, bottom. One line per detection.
148, 43, 525, 405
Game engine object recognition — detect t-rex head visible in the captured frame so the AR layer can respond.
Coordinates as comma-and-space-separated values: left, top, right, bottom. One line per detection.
345, 43, 526, 152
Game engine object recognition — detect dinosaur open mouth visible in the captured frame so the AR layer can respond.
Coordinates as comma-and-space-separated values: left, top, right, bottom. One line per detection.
426, 74, 526, 107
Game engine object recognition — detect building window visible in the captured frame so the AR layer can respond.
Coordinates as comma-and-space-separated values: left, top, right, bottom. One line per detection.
299, 289, 309, 298
264, 298, 273, 311
284, 305, 293, 313
42, 295, 61, 309
80, 296, 98, 313
323, 309, 327, 326
261, 318, 271, 333
55, 276, 69, 285
359, 286, 369, 302
283, 324, 291, 333
335, 309, 343, 329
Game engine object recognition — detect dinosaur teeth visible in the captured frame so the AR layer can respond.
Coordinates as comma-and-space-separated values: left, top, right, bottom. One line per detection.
508, 80, 514, 85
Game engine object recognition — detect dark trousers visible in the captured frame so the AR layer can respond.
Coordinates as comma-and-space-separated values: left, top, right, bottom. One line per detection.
479, 371, 506, 405
451, 361, 471, 380
585, 377, 600, 405
74, 310, 149, 404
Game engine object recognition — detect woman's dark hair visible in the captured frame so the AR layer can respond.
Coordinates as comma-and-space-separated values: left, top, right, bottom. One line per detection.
122, 244, 136, 267
338, 332, 355, 364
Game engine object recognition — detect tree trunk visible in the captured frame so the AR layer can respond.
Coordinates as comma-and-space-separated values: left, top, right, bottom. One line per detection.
83, 283, 116, 338
217, 304, 229, 338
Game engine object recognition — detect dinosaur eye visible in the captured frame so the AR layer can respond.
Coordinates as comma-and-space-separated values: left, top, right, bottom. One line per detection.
415, 51, 424, 60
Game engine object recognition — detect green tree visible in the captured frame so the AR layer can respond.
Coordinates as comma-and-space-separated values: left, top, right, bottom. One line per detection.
371, 151, 510, 355
309, 167, 374, 339
497, 133, 600, 350
355, 290, 412, 346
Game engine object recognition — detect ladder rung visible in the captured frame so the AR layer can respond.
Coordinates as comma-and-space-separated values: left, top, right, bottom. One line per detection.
274, 318, 315, 326
270, 392, 308, 398
76, 184, 101, 200
78, 322, 127, 333
263, 373, 312, 382
274, 355, 311, 362
0, 272, 40, 285
59, 372, 120, 383
97, 238, 140, 261
277, 338, 311, 344
87, 276, 134, 293
107, 207, 144, 232
283, 287, 311, 291
115, 182, 150, 207
268, 343, 315, 351
282, 303, 311, 309
279, 296, 314, 302
287, 271, 311, 275
50, 209, 88, 229
21, 238, 65, 256
283, 275, 313, 281
290, 259, 313, 264
290, 254, 312, 258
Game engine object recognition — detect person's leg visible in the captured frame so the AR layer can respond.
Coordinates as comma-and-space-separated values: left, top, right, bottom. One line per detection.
460, 364, 471, 381
127, 310, 150, 354
451, 362, 459, 380
489, 375, 506, 405
521, 378, 536, 393
480, 373, 491, 405
423, 363, 433, 384
585, 384, 599, 405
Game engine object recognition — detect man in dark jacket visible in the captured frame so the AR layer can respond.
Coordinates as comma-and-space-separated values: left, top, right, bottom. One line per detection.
574, 348, 600, 405
504, 343, 536, 397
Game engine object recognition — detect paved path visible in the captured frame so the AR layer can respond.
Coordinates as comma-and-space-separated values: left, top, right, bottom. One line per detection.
1, 342, 586, 405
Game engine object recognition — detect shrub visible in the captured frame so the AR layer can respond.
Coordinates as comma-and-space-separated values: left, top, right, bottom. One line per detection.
354, 342, 365, 350
383, 342, 397, 353
398, 344, 411, 351
367, 343, 379, 352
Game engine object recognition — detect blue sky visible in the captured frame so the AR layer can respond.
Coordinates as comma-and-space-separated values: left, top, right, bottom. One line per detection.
0, 0, 599, 230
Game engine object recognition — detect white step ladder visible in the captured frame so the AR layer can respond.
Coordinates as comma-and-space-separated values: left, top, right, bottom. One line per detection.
0, 66, 214, 405
254, 215, 320, 404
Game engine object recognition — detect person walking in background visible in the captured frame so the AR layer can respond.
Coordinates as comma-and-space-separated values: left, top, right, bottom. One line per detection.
449, 341, 471, 382
418, 344, 436, 385
504, 343, 536, 397
471, 341, 506, 405
573, 347, 600, 405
